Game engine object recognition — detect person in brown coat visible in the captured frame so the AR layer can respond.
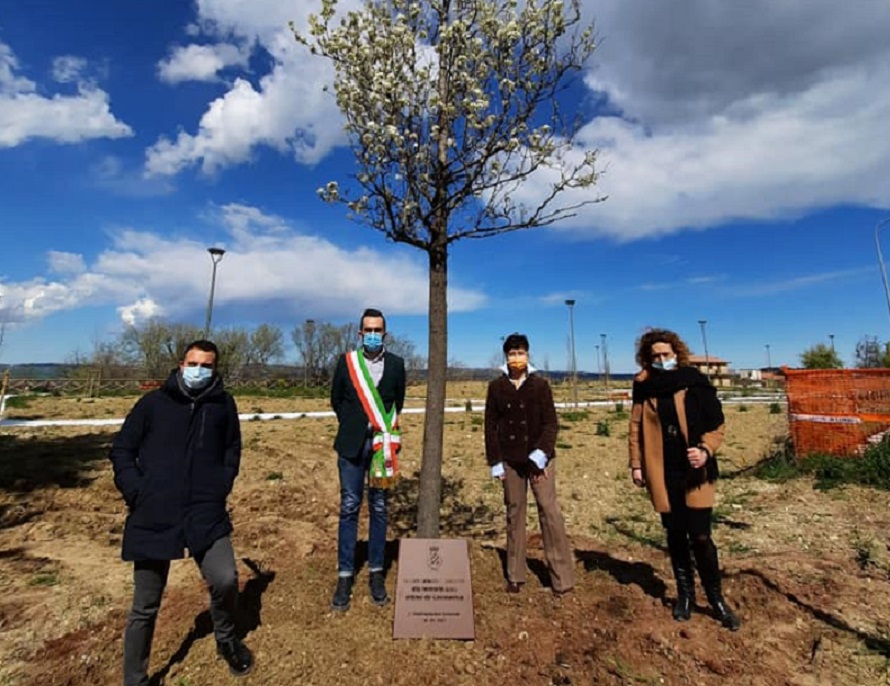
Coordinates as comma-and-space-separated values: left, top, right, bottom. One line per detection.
485, 333, 574, 595
628, 328, 740, 630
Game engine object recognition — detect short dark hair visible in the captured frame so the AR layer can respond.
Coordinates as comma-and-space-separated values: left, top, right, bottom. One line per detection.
502, 333, 529, 355
182, 339, 219, 363
360, 307, 386, 331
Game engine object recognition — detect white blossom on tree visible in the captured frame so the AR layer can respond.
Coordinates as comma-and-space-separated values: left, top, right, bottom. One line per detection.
295, 0, 602, 537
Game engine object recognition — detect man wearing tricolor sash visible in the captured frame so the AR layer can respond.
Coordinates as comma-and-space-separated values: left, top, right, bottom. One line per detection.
330, 308, 406, 611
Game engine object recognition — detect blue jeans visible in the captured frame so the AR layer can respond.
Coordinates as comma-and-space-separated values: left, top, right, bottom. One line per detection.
337, 451, 389, 575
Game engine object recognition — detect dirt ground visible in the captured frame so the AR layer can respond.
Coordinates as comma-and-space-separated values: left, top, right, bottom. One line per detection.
2, 382, 890, 685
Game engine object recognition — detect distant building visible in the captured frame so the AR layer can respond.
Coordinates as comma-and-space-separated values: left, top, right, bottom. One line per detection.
688, 354, 732, 387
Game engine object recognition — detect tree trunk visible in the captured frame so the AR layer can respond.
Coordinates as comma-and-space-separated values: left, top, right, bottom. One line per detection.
416, 241, 448, 538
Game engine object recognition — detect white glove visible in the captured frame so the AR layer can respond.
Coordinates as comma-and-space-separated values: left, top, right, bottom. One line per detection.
490, 462, 505, 479
529, 449, 548, 470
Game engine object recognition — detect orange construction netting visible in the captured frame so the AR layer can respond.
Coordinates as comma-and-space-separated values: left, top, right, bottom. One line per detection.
784, 368, 890, 457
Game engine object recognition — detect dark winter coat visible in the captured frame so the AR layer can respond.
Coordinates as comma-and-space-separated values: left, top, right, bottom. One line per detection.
484, 372, 558, 466
331, 351, 406, 459
109, 369, 242, 561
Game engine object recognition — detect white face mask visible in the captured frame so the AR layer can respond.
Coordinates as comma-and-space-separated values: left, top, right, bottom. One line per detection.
652, 357, 677, 371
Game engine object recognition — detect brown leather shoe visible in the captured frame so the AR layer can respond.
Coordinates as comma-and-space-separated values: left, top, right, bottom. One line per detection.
506, 581, 523, 594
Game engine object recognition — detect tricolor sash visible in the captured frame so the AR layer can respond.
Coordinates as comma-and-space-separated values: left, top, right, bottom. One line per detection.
345, 351, 401, 488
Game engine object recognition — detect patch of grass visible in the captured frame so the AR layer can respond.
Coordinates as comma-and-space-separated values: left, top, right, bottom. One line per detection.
29, 572, 60, 587
471, 415, 483, 426
737, 404, 749, 412
4, 395, 31, 409
612, 402, 628, 420
753, 436, 890, 491
751, 438, 801, 482
595, 420, 611, 437
266, 471, 284, 481
769, 402, 783, 414
561, 410, 589, 422
727, 541, 752, 555
556, 442, 573, 450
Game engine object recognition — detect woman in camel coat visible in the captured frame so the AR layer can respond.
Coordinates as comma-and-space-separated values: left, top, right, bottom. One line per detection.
628, 328, 740, 630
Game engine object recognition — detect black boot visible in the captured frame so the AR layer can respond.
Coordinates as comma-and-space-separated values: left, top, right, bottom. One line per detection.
331, 575, 354, 612
667, 528, 695, 621
693, 536, 741, 631
369, 571, 388, 606
216, 638, 253, 677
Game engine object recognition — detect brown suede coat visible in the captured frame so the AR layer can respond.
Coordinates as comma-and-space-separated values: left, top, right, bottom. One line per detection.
627, 370, 725, 513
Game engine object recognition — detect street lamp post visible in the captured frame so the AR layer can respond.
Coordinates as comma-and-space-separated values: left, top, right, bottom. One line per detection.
765, 343, 771, 389
600, 333, 609, 389
874, 217, 890, 328
203, 248, 226, 338
595, 344, 601, 382
698, 320, 710, 382
565, 299, 578, 407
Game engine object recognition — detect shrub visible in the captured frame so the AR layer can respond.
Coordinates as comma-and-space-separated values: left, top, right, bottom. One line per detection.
595, 420, 611, 437
737, 404, 749, 412
769, 402, 783, 414
561, 410, 589, 422
4, 395, 31, 409
753, 436, 890, 491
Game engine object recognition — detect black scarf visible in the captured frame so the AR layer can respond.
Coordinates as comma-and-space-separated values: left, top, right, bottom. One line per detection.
632, 366, 723, 489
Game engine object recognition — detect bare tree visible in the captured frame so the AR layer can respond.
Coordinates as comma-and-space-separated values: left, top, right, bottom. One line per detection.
214, 327, 251, 380
120, 320, 203, 377
248, 324, 285, 366
293, 319, 322, 384
296, 0, 601, 536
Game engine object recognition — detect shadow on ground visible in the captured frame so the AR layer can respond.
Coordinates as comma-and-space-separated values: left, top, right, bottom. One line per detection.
389, 473, 500, 539
149, 557, 276, 686
0, 432, 110, 493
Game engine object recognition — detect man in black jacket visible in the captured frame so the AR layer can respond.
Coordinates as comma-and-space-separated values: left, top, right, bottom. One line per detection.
330, 308, 406, 611
110, 340, 252, 685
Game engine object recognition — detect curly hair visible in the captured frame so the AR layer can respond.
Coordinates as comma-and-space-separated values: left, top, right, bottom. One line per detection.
635, 328, 691, 369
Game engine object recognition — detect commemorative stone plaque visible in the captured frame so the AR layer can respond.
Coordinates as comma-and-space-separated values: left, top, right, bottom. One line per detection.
392, 538, 474, 640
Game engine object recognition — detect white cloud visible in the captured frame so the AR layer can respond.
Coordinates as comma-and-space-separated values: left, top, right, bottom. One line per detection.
0, 204, 486, 328
157, 43, 250, 84
51, 56, 88, 83
118, 298, 162, 326
506, 0, 890, 238
0, 42, 35, 94
144, 1, 351, 175
0, 40, 132, 147
47, 251, 86, 275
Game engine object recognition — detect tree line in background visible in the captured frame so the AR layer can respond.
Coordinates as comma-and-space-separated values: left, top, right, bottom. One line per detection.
66, 319, 427, 383
799, 336, 890, 369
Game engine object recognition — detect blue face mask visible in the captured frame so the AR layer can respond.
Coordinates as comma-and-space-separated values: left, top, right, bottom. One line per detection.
182, 365, 213, 389
652, 357, 677, 371
363, 332, 384, 353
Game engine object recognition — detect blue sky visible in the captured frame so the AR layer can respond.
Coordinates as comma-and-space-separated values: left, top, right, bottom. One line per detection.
1, 0, 889, 374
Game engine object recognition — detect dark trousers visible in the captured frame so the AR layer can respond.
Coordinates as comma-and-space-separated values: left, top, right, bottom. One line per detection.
123, 536, 238, 686
337, 450, 388, 575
